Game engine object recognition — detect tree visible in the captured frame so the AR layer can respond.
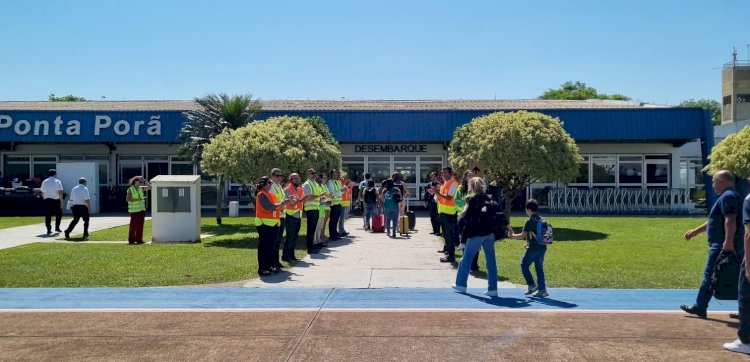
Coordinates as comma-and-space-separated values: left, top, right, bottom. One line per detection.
679, 99, 721, 125
448, 111, 581, 219
48, 94, 86, 101
179, 93, 262, 224
201, 115, 341, 200
705, 125, 750, 177
538, 81, 631, 101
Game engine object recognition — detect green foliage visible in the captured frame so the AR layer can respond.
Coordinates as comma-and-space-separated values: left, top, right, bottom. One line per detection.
201, 116, 341, 187
538, 81, 631, 101
179, 93, 262, 163
308, 116, 339, 147
48, 93, 86, 101
0, 216, 70, 229
449, 111, 580, 214
705, 125, 750, 177
679, 98, 721, 125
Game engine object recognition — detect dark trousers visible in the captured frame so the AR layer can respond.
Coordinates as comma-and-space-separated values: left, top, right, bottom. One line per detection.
428, 201, 440, 234
65, 205, 89, 236
257, 224, 278, 272
305, 210, 319, 251
329, 204, 342, 239
128, 211, 146, 243
439, 213, 458, 258
694, 244, 722, 311
271, 217, 286, 266
739, 260, 750, 344
43, 198, 62, 232
458, 217, 480, 270
283, 216, 301, 259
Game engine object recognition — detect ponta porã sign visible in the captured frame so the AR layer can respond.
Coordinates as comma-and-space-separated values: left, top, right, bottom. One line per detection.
0, 114, 162, 137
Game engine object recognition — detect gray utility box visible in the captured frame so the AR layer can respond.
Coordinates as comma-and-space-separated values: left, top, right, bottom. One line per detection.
150, 175, 201, 243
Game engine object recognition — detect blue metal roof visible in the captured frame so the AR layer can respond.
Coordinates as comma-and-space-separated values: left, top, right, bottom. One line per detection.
0, 107, 710, 144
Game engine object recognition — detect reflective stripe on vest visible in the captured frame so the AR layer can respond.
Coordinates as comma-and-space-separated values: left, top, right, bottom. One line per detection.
127, 186, 146, 213
302, 180, 320, 211
271, 182, 286, 218
284, 184, 304, 217
319, 183, 330, 211
255, 189, 280, 227
438, 179, 458, 215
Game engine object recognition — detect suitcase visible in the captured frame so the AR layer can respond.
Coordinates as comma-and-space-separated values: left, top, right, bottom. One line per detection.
371, 213, 385, 233
399, 215, 410, 236
405, 204, 416, 230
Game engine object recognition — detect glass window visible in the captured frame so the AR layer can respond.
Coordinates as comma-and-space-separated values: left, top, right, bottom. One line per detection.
33, 162, 57, 181
60, 155, 85, 161
342, 156, 365, 162
368, 156, 390, 162
342, 163, 365, 183
420, 156, 443, 162
171, 163, 194, 175
689, 159, 703, 186
85, 155, 109, 161
98, 163, 109, 185
394, 163, 417, 183
394, 156, 416, 161
420, 163, 442, 183
5, 156, 29, 162
33, 156, 57, 163
646, 163, 669, 184
119, 156, 142, 161
3, 163, 30, 183
618, 155, 643, 185
145, 155, 169, 161
573, 156, 589, 185
120, 163, 142, 184
368, 163, 391, 184
591, 155, 616, 184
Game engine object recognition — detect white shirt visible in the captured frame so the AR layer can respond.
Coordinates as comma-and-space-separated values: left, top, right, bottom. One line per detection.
40, 177, 63, 200
69, 184, 90, 206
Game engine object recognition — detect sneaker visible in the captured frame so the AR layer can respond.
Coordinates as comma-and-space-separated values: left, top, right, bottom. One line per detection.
724, 338, 750, 355
484, 290, 498, 297
531, 290, 549, 298
524, 286, 538, 296
680, 304, 707, 318
64, 230, 70, 240
440, 256, 455, 263
452, 284, 467, 293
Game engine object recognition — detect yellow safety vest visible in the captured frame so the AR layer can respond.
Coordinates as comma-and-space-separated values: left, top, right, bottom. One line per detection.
127, 186, 146, 213
271, 181, 285, 218
303, 180, 320, 211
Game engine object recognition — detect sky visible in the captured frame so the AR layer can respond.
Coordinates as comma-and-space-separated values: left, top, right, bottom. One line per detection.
1, 0, 748, 105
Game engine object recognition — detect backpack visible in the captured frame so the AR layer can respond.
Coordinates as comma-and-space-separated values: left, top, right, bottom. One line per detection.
533, 217, 553, 245
464, 195, 508, 240
364, 188, 377, 204
392, 190, 402, 203
711, 251, 740, 300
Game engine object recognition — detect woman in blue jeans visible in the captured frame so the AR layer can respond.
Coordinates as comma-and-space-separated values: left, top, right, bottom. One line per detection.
452, 177, 498, 296
381, 179, 401, 238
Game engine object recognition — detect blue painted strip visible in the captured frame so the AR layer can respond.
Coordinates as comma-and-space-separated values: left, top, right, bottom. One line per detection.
0, 288, 737, 311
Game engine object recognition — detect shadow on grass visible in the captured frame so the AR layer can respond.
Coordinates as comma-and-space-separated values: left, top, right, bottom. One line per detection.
550, 228, 608, 242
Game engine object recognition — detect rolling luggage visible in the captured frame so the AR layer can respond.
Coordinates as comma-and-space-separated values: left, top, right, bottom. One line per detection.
399, 215, 410, 236
371, 213, 385, 233
405, 204, 416, 230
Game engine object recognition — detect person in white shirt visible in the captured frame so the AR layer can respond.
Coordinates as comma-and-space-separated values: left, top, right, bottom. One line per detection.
40, 169, 64, 234
64, 177, 91, 240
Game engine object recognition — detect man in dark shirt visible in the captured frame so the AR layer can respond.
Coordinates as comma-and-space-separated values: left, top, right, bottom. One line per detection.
724, 188, 750, 354
681, 170, 743, 318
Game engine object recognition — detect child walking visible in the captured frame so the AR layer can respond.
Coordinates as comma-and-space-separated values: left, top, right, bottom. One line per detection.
508, 199, 549, 298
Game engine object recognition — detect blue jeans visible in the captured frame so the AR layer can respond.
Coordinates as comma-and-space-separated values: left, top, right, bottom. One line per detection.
521, 245, 547, 290
739, 259, 750, 344
385, 208, 399, 234
364, 203, 379, 227
455, 233, 498, 291
694, 244, 722, 311
338, 206, 349, 234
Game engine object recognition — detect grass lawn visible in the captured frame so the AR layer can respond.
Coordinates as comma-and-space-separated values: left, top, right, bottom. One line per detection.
0, 216, 69, 230
463, 216, 709, 289
0, 217, 309, 287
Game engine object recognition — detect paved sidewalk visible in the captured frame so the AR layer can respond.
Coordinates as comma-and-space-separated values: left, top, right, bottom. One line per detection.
0, 216, 138, 250
244, 215, 516, 289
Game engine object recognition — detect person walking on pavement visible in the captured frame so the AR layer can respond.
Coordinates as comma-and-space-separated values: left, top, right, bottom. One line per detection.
126, 176, 151, 244
724, 184, 750, 355
282, 173, 309, 262
434, 167, 459, 262
327, 169, 344, 241
302, 169, 323, 254
64, 177, 91, 240
681, 170, 744, 318
255, 176, 295, 276
270, 168, 286, 269
456, 169, 480, 273
40, 168, 64, 235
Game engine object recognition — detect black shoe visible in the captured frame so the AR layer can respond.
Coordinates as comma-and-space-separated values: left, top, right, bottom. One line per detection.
341, 232, 349, 236
270, 266, 281, 273
437, 250, 447, 253
730, 312, 739, 319
274, 262, 283, 269
64, 231, 70, 240
47, 229, 52, 235
55, 229, 62, 233
320, 243, 329, 248
82, 234, 89, 240
135, 241, 145, 244
259, 269, 272, 276
440, 256, 455, 263
680, 304, 707, 318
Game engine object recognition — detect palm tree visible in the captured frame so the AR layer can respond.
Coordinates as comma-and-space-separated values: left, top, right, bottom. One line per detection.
179, 93, 262, 225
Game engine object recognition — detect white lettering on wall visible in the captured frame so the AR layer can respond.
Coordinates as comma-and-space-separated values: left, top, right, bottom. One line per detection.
95, 115, 111, 136
66, 120, 81, 136
147, 116, 161, 135
114, 120, 130, 135
34, 120, 49, 136
0, 115, 12, 129
0, 114, 164, 138
15, 120, 31, 135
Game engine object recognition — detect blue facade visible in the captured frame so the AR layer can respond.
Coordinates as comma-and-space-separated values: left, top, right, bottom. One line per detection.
0, 107, 710, 145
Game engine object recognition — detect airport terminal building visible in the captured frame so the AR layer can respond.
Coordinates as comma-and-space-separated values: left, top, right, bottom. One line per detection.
0, 100, 713, 214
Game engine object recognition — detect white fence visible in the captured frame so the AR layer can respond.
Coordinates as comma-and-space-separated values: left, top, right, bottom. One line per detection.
548, 188, 692, 215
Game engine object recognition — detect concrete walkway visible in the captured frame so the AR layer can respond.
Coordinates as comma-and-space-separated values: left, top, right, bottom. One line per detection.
244, 215, 516, 289
0, 216, 137, 250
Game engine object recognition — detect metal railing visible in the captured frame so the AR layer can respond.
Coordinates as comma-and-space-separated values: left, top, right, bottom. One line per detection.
548, 188, 692, 215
